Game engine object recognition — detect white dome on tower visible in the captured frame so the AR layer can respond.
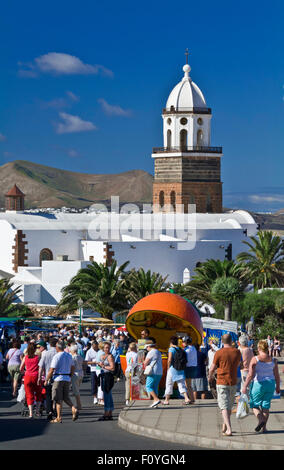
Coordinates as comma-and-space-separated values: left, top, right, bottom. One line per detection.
166, 63, 207, 110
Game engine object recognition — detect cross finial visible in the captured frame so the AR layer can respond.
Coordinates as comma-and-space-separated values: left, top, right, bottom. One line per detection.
185, 48, 189, 64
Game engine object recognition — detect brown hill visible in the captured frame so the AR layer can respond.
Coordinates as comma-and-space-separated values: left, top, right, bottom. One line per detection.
0, 160, 153, 208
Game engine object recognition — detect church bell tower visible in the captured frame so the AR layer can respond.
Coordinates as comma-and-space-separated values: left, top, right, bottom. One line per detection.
152, 52, 223, 213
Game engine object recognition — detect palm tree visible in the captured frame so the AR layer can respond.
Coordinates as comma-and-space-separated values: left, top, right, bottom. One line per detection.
0, 279, 22, 317
59, 260, 130, 319
125, 268, 169, 306
211, 277, 244, 321
237, 231, 284, 290
176, 259, 243, 305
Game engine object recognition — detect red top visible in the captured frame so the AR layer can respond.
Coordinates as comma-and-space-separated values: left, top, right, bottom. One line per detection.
24, 355, 39, 376
5, 184, 25, 197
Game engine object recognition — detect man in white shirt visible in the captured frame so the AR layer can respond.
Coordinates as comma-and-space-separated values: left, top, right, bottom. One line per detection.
182, 337, 197, 403
85, 341, 99, 404
208, 340, 219, 369
46, 341, 78, 423
40, 337, 58, 421
207, 340, 219, 399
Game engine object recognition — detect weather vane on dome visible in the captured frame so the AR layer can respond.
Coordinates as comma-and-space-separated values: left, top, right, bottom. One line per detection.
185, 48, 189, 65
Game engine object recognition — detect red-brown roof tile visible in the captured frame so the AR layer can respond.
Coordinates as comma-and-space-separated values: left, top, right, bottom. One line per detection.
5, 184, 25, 197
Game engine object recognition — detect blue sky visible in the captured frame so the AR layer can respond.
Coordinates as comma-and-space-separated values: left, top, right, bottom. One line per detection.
0, 0, 283, 211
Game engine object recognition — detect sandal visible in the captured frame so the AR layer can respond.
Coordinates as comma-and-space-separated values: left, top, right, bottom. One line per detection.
72, 410, 79, 421
50, 417, 62, 423
98, 416, 107, 421
162, 401, 169, 405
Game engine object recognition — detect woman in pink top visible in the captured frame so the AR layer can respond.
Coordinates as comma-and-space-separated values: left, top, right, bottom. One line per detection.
20, 343, 42, 418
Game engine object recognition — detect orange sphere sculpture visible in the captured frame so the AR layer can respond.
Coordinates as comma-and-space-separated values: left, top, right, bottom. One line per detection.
126, 292, 203, 352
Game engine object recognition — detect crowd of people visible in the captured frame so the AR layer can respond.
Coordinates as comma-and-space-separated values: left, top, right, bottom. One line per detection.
0, 324, 129, 422
0, 323, 282, 436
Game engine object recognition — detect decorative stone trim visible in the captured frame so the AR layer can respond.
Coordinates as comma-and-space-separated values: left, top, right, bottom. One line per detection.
103, 243, 115, 267
12, 230, 28, 273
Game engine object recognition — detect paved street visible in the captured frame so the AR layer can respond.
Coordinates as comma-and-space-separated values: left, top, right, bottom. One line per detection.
0, 374, 198, 450
119, 359, 284, 450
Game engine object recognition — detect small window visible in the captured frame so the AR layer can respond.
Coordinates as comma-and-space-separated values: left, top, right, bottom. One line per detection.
167, 118, 172, 125
197, 118, 203, 125
180, 117, 188, 125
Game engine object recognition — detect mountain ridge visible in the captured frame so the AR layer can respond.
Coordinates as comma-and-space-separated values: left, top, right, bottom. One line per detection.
0, 160, 153, 208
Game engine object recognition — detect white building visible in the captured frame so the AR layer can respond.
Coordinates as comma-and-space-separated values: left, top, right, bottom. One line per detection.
0, 56, 258, 306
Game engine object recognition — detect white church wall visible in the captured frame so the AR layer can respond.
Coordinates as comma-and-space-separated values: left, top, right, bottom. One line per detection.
109, 240, 230, 283
24, 230, 83, 266
195, 228, 254, 259
41, 260, 90, 304
11, 283, 41, 304
0, 220, 17, 273
81, 240, 105, 263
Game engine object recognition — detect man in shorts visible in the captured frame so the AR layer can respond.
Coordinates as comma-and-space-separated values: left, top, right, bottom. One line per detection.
46, 341, 78, 423
208, 334, 241, 436
182, 337, 197, 403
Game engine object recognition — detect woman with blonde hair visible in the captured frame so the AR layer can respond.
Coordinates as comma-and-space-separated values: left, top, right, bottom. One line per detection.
97, 342, 115, 420
242, 340, 280, 433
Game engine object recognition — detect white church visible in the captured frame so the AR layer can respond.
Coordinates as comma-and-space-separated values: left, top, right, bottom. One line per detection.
0, 57, 258, 307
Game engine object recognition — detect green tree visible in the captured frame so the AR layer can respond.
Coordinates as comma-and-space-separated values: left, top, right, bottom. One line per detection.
237, 231, 284, 290
125, 268, 169, 306
178, 259, 243, 305
0, 279, 22, 317
59, 261, 130, 319
256, 315, 284, 340
211, 277, 244, 321
274, 292, 284, 315
234, 290, 279, 325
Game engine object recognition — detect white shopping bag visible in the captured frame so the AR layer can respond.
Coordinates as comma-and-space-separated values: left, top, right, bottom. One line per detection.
272, 382, 281, 399
17, 383, 25, 403
236, 393, 249, 419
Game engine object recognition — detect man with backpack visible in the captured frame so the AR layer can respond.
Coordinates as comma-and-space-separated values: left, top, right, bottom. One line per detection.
163, 336, 191, 405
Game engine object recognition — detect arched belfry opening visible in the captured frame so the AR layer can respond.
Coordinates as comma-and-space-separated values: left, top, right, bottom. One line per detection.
180, 129, 187, 150
170, 190, 176, 211
197, 129, 203, 146
206, 194, 213, 213
167, 129, 172, 149
159, 191, 165, 208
